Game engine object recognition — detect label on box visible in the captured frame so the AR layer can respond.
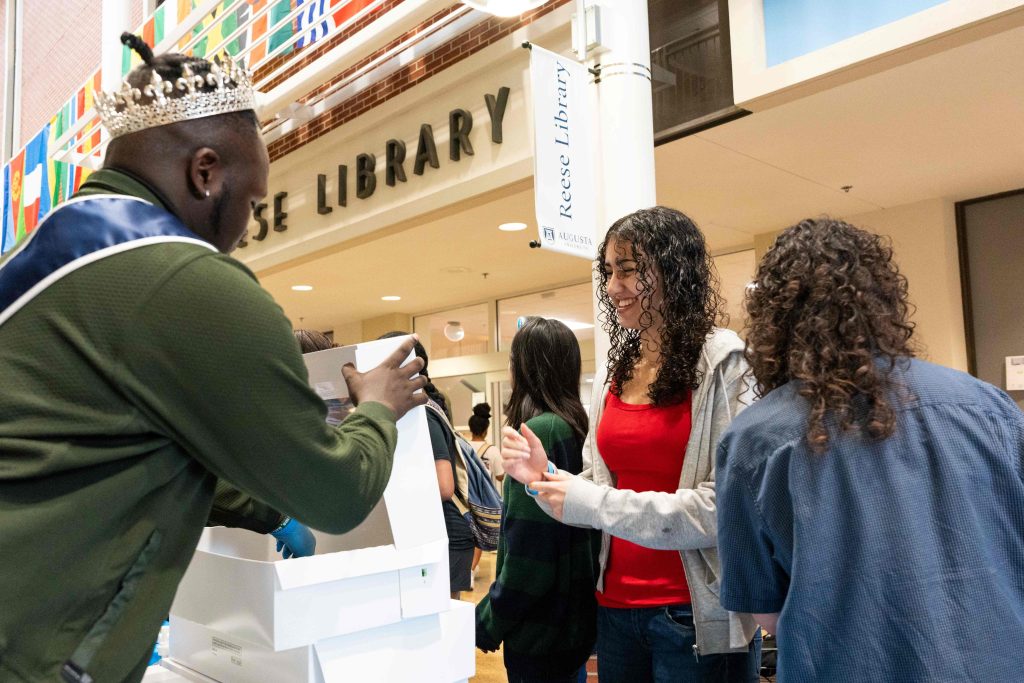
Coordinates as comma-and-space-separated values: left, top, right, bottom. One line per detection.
211, 636, 243, 667
314, 381, 337, 399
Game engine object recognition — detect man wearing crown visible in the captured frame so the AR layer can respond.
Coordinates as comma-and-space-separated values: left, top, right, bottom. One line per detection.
0, 36, 427, 683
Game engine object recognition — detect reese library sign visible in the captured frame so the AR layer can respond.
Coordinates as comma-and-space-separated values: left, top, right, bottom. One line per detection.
239, 86, 511, 248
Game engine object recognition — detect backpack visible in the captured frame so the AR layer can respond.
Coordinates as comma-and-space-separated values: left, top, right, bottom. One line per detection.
425, 401, 503, 551
474, 443, 502, 497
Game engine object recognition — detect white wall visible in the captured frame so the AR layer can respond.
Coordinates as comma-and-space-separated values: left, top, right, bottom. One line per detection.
728, 0, 1024, 110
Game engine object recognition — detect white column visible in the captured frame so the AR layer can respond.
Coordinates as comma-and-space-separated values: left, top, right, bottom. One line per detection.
101, 0, 132, 91
590, 0, 656, 375
4, 0, 24, 157
98, 0, 132, 166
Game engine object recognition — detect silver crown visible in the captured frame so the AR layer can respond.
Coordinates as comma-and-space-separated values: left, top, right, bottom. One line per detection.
95, 54, 257, 139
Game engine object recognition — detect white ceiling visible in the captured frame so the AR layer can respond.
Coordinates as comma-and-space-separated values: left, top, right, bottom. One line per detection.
260, 185, 594, 332
258, 22, 1024, 332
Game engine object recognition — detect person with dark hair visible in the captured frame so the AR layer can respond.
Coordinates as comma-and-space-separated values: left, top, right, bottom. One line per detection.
502, 207, 761, 682
466, 401, 496, 581
294, 328, 336, 354
476, 317, 599, 683
0, 36, 427, 683
468, 402, 501, 488
716, 218, 1024, 682
379, 332, 476, 597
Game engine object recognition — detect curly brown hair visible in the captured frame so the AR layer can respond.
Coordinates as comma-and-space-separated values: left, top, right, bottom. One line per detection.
744, 218, 916, 452
596, 206, 724, 405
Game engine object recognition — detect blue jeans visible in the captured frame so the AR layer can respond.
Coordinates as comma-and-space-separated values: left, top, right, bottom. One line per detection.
597, 604, 761, 683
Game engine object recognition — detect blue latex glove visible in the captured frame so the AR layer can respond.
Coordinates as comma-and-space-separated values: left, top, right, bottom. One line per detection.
270, 518, 316, 559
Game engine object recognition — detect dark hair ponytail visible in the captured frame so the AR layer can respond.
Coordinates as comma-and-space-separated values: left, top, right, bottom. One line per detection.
468, 403, 491, 438
121, 32, 155, 65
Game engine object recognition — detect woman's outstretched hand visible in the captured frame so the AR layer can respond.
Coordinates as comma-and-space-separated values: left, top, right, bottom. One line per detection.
528, 471, 572, 521
500, 424, 548, 485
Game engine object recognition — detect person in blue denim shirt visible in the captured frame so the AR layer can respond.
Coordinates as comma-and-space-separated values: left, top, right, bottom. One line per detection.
716, 218, 1024, 682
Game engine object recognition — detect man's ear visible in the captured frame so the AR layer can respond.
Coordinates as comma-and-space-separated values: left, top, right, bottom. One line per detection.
188, 147, 223, 199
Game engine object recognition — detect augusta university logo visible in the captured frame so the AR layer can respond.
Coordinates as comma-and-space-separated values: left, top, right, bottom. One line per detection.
542, 226, 555, 243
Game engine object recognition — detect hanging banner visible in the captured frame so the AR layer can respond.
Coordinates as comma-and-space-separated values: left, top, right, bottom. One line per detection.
529, 45, 596, 260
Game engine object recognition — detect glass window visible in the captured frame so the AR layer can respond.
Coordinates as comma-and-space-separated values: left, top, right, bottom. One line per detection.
413, 302, 490, 360
433, 373, 488, 432
649, 0, 738, 140
497, 283, 594, 352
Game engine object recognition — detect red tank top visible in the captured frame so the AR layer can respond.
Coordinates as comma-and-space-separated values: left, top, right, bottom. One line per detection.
596, 389, 692, 608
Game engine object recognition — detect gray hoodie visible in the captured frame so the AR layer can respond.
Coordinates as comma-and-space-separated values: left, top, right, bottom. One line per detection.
556, 328, 759, 656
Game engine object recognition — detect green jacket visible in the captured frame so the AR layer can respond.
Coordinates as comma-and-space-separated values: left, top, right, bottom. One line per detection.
0, 169, 398, 682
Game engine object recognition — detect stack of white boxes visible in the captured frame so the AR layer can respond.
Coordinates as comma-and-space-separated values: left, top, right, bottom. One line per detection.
163, 337, 475, 683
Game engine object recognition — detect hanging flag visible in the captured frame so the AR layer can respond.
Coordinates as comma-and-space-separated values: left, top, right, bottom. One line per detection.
48, 111, 65, 208
529, 45, 597, 260
177, 0, 193, 50
246, 0, 295, 65
1, 165, 11, 254
19, 126, 51, 238
296, 0, 332, 49
217, 1, 251, 55
332, 0, 377, 27
9, 148, 25, 244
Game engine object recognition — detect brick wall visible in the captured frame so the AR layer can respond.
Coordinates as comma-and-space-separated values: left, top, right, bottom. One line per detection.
19, 0, 102, 143
265, 0, 570, 163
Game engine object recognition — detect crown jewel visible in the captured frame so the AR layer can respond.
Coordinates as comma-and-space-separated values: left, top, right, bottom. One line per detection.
95, 54, 257, 139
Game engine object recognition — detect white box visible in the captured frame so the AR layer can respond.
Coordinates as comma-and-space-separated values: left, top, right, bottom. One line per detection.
168, 600, 475, 683
170, 336, 451, 652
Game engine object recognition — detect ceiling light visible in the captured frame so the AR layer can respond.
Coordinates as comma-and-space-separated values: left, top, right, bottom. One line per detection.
498, 222, 527, 232
381, 295, 402, 301
444, 321, 465, 342
291, 285, 314, 291
460, 0, 548, 18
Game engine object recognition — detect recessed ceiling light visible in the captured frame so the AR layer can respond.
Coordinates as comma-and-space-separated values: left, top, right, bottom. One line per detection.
291, 285, 314, 292
381, 295, 402, 301
498, 222, 527, 232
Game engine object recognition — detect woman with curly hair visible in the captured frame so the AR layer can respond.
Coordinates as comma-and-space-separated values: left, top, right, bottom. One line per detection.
716, 218, 1024, 682
502, 206, 762, 682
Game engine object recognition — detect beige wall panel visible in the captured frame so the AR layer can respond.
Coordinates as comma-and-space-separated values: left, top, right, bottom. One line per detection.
750, 199, 968, 371
845, 199, 968, 371
361, 313, 413, 343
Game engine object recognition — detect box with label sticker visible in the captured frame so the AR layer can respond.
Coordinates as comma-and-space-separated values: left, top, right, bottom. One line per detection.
169, 336, 461, 679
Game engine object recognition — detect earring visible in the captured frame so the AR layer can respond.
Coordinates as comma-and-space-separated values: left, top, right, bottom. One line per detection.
205, 190, 211, 198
